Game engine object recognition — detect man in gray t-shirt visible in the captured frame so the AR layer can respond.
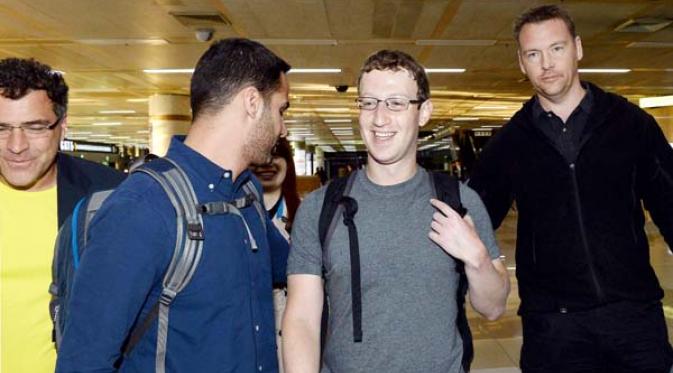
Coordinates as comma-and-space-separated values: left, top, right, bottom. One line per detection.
282, 50, 510, 373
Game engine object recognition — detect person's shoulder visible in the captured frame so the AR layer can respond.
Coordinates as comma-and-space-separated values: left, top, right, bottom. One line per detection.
59, 153, 125, 187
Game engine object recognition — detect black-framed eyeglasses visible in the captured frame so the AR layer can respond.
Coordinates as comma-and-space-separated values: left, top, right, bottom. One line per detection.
0, 116, 63, 138
355, 97, 424, 112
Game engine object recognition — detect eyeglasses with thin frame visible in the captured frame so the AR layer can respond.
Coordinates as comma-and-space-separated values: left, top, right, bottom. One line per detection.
355, 97, 424, 112
0, 116, 63, 138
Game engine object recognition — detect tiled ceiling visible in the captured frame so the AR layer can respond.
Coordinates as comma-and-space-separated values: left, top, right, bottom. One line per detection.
0, 0, 671, 151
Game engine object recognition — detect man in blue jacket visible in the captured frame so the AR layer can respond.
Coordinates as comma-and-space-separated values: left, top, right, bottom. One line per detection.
469, 5, 673, 373
56, 38, 291, 372
0, 58, 124, 373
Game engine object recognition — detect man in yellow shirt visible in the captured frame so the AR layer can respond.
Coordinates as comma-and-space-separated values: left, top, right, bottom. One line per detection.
0, 58, 124, 372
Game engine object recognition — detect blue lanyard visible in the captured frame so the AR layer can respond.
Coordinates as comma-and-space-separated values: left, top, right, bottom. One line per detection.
274, 198, 285, 221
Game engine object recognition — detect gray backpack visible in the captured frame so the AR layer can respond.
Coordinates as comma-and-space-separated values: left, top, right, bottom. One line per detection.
50, 157, 266, 373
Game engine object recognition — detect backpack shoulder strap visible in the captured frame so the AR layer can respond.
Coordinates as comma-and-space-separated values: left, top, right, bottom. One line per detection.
318, 171, 357, 250
429, 171, 473, 371
123, 157, 204, 373
317, 170, 362, 343
430, 171, 467, 217
242, 179, 267, 231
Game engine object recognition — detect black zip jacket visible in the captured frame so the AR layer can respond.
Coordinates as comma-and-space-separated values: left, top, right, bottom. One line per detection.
469, 82, 673, 314
56, 153, 125, 226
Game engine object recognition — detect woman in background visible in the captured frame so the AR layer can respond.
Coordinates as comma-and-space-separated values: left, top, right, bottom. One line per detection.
251, 137, 300, 373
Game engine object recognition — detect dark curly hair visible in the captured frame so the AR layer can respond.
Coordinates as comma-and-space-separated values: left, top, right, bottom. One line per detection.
0, 58, 68, 118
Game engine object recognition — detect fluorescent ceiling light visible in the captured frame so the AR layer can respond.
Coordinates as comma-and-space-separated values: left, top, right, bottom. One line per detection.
343, 145, 356, 151
90, 134, 112, 137
99, 110, 136, 114
137, 130, 150, 134
127, 98, 149, 103
578, 68, 630, 73
425, 68, 466, 73
475, 105, 509, 110
324, 119, 352, 123
288, 68, 342, 74
314, 108, 350, 112
77, 38, 168, 45
453, 117, 479, 121
418, 143, 441, 151
416, 39, 496, 46
639, 95, 673, 108
330, 126, 353, 130
320, 145, 335, 152
143, 68, 194, 74
255, 39, 337, 46
627, 41, 673, 48
92, 122, 122, 126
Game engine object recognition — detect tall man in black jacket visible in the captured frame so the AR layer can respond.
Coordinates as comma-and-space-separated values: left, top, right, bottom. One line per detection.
469, 5, 673, 373
0, 58, 124, 372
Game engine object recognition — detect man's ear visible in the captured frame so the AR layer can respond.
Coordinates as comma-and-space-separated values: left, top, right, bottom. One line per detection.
575, 36, 583, 62
418, 99, 433, 128
517, 50, 527, 75
59, 115, 68, 142
242, 86, 264, 120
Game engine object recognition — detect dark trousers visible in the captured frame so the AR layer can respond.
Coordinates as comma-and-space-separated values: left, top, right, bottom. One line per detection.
520, 300, 673, 373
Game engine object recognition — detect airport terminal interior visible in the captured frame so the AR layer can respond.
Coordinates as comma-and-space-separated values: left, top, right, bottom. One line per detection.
1, 0, 672, 372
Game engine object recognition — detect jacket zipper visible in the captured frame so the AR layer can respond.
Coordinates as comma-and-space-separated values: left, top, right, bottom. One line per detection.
569, 163, 604, 301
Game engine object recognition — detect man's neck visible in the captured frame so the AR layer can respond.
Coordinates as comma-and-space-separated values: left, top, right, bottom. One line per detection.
365, 158, 418, 186
185, 115, 248, 181
538, 81, 586, 123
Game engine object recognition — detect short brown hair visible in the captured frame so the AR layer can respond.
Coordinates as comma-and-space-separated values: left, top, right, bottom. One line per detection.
357, 50, 430, 102
513, 5, 576, 44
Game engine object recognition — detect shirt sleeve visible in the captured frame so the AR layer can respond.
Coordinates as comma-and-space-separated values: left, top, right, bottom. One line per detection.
286, 188, 325, 277
459, 182, 502, 260
639, 113, 673, 247
55, 180, 173, 372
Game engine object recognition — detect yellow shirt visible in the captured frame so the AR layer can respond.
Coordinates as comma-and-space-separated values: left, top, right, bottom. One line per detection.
0, 181, 58, 372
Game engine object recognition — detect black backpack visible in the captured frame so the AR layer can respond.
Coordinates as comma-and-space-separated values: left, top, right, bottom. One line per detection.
317, 170, 472, 372
49, 157, 266, 373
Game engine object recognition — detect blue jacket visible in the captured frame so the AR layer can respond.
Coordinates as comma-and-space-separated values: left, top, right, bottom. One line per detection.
56, 137, 289, 372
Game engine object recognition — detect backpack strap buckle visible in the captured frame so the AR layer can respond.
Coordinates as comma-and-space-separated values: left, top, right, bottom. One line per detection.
187, 221, 205, 240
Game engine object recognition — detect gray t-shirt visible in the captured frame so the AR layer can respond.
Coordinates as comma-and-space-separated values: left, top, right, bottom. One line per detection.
288, 167, 500, 373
